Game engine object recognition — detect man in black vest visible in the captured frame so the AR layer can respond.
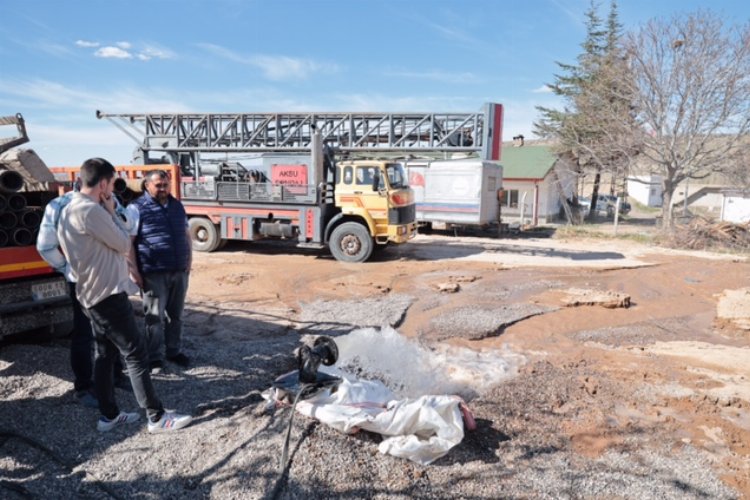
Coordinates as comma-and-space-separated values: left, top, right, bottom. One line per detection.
126, 170, 192, 373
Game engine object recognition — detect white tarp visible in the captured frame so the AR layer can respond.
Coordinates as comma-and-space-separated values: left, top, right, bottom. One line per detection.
270, 374, 473, 465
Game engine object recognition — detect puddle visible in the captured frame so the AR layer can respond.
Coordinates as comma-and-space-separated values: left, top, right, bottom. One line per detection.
323, 326, 525, 400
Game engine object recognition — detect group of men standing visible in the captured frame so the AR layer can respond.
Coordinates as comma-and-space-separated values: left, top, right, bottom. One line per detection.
38, 158, 193, 433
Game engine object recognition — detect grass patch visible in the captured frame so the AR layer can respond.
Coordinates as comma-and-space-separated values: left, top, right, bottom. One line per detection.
553, 224, 658, 244
630, 199, 662, 214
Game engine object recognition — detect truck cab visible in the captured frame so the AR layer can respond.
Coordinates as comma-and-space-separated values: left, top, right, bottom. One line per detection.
330, 160, 416, 261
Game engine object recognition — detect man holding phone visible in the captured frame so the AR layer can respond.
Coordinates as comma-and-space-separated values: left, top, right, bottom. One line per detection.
57, 158, 192, 432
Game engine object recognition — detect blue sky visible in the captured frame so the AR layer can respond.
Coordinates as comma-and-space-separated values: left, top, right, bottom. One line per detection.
2, 0, 748, 166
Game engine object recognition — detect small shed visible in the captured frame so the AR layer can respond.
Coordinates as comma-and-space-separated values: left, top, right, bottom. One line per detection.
499, 144, 576, 225
627, 174, 663, 207
721, 190, 750, 223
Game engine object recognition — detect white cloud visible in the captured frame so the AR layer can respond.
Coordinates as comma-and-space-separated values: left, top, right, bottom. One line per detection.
196, 43, 334, 81
332, 94, 477, 112
137, 45, 175, 61
424, 20, 480, 46
116, 41, 131, 49
385, 70, 482, 84
250, 55, 327, 81
0, 79, 194, 165
0, 78, 189, 114
532, 85, 552, 94
75, 40, 99, 48
95, 46, 132, 59
37, 42, 74, 57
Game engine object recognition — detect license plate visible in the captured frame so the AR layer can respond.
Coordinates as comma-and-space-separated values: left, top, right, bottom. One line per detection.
31, 281, 68, 301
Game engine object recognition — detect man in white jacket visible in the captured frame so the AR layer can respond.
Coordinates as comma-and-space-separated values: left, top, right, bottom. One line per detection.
57, 157, 192, 433
37, 182, 133, 408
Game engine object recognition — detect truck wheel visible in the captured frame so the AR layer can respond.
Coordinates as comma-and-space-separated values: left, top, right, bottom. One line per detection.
189, 217, 220, 252
329, 222, 374, 263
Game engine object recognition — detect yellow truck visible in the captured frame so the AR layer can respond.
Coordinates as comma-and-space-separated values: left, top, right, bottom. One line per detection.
52, 157, 416, 263
91, 103, 503, 262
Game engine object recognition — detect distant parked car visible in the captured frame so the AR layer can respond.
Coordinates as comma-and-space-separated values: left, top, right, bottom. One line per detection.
577, 195, 631, 217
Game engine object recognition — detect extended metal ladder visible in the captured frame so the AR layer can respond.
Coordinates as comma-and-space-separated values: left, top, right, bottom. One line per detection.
96, 103, 503, 161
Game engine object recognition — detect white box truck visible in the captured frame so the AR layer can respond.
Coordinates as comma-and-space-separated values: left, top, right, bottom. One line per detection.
404, 157, 502, 232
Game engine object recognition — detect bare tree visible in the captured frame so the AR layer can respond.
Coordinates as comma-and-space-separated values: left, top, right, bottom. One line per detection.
620, 11, 750, 226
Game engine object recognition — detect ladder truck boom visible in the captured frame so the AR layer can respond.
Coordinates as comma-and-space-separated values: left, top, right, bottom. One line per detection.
95, 103, 503, 160
93, 103, 504, 262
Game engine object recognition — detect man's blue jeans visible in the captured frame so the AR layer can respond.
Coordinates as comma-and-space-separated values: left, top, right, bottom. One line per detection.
85, 292, 164, 421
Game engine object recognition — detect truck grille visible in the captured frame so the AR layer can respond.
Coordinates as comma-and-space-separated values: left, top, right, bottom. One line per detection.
388, 204, 416, 225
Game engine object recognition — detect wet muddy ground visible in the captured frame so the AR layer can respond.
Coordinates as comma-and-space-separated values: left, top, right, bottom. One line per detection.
1, 233, 749, 498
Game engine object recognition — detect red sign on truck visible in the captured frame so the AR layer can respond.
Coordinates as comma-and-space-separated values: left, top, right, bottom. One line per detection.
271, 164, 308, 194
271, 164, 307, 185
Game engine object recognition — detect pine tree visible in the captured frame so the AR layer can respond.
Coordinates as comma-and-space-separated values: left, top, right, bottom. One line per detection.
534, 1, 628, 222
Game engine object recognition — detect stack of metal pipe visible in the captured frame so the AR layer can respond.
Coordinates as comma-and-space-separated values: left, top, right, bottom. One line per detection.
0, 168, 42, 247
113, 176, 144, 206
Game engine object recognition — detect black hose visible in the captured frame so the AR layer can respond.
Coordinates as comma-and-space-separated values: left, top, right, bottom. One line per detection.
0, 431, 124, 500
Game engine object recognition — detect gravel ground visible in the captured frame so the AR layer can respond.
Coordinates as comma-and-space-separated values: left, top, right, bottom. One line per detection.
1, 235, 747, 499
0, 301, 740, 499
426, 303, 558, 341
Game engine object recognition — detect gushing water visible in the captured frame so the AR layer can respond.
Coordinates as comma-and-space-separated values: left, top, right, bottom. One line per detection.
322, 327, 525, 401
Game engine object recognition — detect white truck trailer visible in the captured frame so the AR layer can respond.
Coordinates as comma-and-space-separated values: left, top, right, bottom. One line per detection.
404, 157, 503, 232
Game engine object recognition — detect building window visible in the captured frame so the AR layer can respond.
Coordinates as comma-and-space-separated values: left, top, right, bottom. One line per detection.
500, 189, 520, 208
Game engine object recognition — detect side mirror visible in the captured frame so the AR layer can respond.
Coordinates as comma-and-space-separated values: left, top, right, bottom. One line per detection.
372, 171, 380, 192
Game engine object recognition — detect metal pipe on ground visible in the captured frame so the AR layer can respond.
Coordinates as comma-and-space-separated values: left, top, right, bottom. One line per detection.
7, 193, 27, 211
0, 211, 17, 230
12, 227, 33, 246
0, 229, 8, 247
0, 194, 6, 212
118, 189, 134, 203
126, 179, 144, 192
114, 177, 128, 193
20, 208, 42, 229
0, 169, 24, 193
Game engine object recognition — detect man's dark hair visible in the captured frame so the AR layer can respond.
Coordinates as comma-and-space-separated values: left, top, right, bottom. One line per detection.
79, 158, 116, 188
145, 170, 169, 184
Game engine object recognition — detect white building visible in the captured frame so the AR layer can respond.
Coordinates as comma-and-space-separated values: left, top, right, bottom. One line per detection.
721, 190, 750, 223
499, 144, 577, 225
627, 174, 663, 207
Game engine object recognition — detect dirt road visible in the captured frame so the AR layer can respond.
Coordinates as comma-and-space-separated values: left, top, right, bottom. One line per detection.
1, 233, 749, 498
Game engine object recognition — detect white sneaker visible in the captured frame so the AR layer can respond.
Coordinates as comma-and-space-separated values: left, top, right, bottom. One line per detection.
97, 411, 141, 432
147, 411, 193, 433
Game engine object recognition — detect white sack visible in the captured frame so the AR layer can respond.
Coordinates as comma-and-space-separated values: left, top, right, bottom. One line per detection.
290, 375, 467, 465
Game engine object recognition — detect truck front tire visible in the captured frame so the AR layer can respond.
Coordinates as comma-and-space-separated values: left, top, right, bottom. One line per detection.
329, 222, 374, 263
189, 217, 220, 252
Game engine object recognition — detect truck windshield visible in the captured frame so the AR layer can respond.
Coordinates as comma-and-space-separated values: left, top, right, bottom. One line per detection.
385, 163, 407, 189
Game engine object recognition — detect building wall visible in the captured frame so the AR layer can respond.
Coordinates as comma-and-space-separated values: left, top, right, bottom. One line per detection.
627, 175, 663, 207
500, 160, 577, 225
721, 194, 750, 223
500, 180, 537, 225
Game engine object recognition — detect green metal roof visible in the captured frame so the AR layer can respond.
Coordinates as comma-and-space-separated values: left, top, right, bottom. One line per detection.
500, 145, 558, 180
